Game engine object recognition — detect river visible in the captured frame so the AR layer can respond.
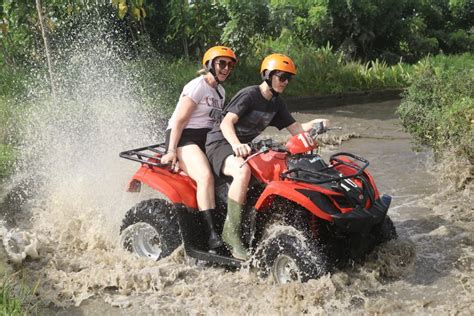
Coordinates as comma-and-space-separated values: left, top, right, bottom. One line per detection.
1, 99, 472, 315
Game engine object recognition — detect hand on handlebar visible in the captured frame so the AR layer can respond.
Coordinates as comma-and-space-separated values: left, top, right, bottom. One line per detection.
309, 119, 343, 137
231, 143, 252, 157
303, 118, 329, 132
321, 119, 329, 129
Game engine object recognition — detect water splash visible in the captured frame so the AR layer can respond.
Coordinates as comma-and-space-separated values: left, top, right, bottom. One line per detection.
4, 12, 174, 306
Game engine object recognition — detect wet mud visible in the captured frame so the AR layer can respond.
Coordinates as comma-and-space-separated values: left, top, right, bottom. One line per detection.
1, 100, 472, 315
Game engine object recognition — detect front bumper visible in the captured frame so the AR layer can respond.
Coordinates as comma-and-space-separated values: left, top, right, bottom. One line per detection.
331, 195, 391, 233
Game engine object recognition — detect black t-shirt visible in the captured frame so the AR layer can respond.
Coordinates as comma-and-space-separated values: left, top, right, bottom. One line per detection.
206, 85, 296, 145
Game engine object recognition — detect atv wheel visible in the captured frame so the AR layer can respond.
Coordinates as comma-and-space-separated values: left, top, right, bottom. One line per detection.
120, 199, 181, 261
372, 215, 397, 244
257, 227, 329, 284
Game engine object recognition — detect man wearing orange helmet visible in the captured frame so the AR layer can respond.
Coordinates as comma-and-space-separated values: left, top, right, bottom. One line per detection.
162, 46, 237, 251
206, 53, 327, 260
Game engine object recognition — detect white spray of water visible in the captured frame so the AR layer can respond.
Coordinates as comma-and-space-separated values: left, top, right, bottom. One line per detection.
3, 15, 182, 306
20, 20, 159, 234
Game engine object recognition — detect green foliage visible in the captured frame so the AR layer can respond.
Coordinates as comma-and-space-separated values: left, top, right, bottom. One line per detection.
0, 275, 38, 315
2, 0, 473, 68
219, 0, 271, 57
0, 143, 14, 179
0, 66, 28, 149
112, 0, 147, 21
267, 0, 473, 63
165, 0, 225, 58
397, 53, 474, 159
0, 66, 26, 97
1, 0, 38, 66
252, 36, 409, 96
0, 282, 23, 315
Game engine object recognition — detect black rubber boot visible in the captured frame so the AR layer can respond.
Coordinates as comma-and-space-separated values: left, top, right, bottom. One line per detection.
202, 209, 224, 250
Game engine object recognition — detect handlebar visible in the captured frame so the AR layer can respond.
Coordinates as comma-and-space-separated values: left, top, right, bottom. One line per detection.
281, 152, 369, 184
237, 124, 343, 168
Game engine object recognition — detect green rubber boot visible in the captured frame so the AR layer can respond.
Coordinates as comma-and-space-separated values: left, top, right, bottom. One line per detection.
222, 199, 249, 260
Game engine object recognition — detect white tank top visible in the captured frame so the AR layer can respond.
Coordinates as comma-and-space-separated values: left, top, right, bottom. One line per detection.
167, 76, 225, 130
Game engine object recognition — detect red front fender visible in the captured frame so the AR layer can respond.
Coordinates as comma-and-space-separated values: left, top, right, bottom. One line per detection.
127, 165, 198, 209
254, 181, 334, 221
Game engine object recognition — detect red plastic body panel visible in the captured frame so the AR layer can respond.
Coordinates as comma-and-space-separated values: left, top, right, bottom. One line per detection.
127, 164, 198, 209
254, 181, 334, 221
248, 151, 287, 183
285, 132, 317, 155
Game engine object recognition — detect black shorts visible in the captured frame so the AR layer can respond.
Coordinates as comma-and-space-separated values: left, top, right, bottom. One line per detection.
206, 140, 234, 177
165, 128, 210, 153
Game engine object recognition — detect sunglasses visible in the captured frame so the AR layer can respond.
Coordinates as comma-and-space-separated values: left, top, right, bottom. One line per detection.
215, 60, 236, 70
275, 72, 293, 82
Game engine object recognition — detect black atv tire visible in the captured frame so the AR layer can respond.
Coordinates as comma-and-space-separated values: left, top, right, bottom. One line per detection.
256, 226, 330, 284
120, 199, 181, 261
371, 215, 397, 244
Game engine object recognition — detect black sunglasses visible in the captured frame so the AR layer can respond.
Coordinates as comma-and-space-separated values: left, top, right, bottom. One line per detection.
215, 60, 236, 70
275, 72, 293, 82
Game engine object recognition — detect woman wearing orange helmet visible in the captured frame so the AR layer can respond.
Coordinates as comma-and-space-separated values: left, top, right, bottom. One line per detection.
205, 53, 327, 260
162, 46, 237, 251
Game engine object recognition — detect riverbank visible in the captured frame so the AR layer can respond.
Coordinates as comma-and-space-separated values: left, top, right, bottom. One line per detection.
286, 88, 403, 111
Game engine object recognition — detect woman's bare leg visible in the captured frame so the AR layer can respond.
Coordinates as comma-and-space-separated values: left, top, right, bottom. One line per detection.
177, 145, 215, 210
177, 145, 222, 249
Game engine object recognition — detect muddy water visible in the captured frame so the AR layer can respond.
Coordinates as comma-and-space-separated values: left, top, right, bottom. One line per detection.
2, 100, 473, 315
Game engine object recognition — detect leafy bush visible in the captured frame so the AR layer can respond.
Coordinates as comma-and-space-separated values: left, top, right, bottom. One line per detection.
397, 53, 474, 160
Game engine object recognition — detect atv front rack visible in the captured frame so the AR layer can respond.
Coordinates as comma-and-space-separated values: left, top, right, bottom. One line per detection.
281, 152, 369, 185
119, 143, 168, 168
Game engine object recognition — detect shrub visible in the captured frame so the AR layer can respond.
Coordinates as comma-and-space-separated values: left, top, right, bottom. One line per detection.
397, 53, 474, 160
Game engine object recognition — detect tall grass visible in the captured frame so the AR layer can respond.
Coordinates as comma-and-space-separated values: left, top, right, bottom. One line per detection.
250, 37, 410, 96
0, 282, 24, 315
0, 275, 38, 315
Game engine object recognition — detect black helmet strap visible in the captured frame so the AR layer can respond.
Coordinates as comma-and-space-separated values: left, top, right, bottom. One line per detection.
265, 71, 280, 97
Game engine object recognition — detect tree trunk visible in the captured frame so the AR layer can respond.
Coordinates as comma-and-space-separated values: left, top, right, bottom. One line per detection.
35, 0, 55, 96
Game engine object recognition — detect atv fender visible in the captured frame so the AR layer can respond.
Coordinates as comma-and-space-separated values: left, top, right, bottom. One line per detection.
128, 166, 198, 209
254, 181, 333, 221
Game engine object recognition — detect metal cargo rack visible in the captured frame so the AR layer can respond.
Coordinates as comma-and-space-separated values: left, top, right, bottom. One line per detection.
119, 143, 168, 168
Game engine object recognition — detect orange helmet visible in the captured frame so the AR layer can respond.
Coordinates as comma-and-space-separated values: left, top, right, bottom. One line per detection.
260, 53, 297, 80
202, 46, 237, 70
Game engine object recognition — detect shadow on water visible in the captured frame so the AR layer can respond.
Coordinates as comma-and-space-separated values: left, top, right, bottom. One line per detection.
399, 215, 470, 286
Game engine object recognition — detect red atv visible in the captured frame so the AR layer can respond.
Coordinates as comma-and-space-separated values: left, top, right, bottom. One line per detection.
119, 124, 397, 283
